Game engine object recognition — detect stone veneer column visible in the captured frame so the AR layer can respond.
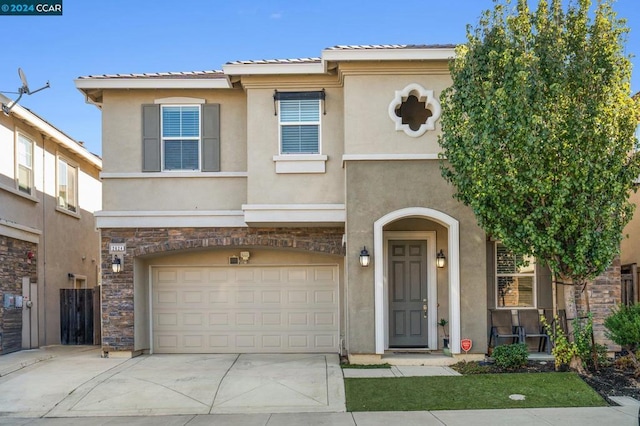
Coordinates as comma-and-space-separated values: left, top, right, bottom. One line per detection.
0, 236, 37, 354
573, 256, 622, 351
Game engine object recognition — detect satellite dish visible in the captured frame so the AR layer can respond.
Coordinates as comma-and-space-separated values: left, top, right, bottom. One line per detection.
18, 68, 29, 94
1, 67, 50, 115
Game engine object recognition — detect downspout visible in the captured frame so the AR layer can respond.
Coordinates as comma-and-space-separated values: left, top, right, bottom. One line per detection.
41, 133, 46, 346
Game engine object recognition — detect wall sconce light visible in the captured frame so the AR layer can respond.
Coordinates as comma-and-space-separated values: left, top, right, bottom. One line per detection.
436, 249, 446, 268
240, 251, 250, 264
112, 255, 122, 273
359, 247, 370, 267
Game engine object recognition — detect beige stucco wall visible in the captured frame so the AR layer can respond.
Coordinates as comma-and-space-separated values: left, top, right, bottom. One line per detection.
621, 188, 640, 266
345, 160, 487, 354
103, 177, 246, 211
244, 83, 344, 205
132, 247, 345, 353
0, 111, 101, 346
101, 89, 247, 212
341, 61, 451, 155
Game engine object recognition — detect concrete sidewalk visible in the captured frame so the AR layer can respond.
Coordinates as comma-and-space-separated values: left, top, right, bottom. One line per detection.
0, 406, 637, 425
0, 346, 636, 425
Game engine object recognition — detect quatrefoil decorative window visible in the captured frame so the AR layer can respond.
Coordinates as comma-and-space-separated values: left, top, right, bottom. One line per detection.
388, 83, 441, 137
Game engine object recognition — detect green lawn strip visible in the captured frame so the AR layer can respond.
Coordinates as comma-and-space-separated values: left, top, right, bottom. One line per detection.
345, 373, 607, 411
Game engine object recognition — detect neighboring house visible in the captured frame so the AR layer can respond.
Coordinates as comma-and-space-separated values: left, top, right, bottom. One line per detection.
75, 45, 621, 362
0, 94, 102, 354
620, 91, 640, 307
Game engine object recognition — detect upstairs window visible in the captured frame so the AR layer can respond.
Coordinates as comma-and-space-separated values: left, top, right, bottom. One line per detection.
57, 157, 77, 213
161, 105, 200, 171
275, 91, 324, 155
495, 242, 536, 308
142, 102, 219, 173
17, 133, 34, 195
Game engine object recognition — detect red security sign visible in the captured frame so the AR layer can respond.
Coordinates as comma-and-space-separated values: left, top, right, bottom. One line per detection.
460, 339, 472, 353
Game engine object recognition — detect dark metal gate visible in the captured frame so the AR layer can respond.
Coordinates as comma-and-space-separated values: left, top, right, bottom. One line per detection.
60, 289, 94, 345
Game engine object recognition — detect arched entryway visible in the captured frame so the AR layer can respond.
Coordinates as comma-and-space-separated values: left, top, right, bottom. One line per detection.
374, 207, 460, 354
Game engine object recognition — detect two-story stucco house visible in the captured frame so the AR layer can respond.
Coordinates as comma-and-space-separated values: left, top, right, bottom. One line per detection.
0, 94, 102, 354
75, 45, 621, 362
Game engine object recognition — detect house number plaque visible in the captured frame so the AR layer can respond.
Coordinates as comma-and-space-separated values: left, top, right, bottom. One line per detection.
109, 243, 126, 254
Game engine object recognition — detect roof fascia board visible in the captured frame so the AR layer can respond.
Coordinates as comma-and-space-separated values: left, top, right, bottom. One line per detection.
74, 78, 232, 90
322, 48, 457, 62
222, 62, 325, 75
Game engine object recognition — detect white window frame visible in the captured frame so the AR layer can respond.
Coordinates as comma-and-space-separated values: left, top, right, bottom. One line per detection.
495, 242, 537, 309
16, 131, 34, 195
278, 98, 322, 155
160, 104, 202, 172
56, 155, 79, 215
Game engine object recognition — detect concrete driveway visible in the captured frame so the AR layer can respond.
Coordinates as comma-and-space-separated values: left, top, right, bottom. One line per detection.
0, 346, 345, 418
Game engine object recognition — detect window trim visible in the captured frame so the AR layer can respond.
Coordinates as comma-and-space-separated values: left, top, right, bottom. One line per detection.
277, 98, 322, 156
494, 242, 537, 309
160, 104, 202, 172
15, 129, 35, 196
56, 154, 79, 217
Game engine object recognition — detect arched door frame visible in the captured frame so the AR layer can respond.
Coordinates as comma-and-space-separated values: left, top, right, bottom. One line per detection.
374, 207, 460, 354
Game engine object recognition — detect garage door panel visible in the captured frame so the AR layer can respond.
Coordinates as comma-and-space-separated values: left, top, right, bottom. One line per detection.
152, 265, 339, 353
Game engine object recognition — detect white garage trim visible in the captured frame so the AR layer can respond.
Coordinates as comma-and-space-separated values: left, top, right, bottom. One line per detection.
150, 264, 340, 354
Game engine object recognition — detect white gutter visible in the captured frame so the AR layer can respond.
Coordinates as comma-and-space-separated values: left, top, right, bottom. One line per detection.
74, 77, 232, 90
321, 47, 457, 62
222, 62, 325, 75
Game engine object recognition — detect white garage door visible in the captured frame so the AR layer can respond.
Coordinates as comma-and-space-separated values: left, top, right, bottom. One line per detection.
152, 265, 339, 353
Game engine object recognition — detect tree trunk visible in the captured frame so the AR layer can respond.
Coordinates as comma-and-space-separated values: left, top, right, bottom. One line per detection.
551, 271, 558, 318
581, 282, 598, 370
562, 275, 577, 335
562, 275, 587, 372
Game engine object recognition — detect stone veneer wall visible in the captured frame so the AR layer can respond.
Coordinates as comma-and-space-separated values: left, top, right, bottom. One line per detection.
0, 236, 37, 354
573, 256, 622, 351
100, 226, 346, 352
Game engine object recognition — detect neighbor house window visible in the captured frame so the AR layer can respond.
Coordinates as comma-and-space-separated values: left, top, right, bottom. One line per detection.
495, 242, 536, 308
57, 157, 77, 213
161, 105, 200, 170
17, 133, 34, 195
278, 97, 321, 154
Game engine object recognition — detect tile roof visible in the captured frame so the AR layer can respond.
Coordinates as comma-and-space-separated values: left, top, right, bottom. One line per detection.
77, 70, 225, 80
326, 44, 457, 50
225, 57, 321, 65
78, 45, 456, 80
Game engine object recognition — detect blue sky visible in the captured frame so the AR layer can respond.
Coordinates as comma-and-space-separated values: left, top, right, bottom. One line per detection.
1, 0, 639, 157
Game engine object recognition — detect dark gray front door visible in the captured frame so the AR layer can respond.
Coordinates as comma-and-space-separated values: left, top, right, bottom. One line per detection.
388, 240, 428, 347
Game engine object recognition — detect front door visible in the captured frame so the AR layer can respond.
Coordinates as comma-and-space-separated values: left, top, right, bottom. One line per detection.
388, 240, 428, 347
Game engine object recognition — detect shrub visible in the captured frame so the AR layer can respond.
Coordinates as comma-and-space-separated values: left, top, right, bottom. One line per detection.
605, 303, 640, 369
541, 315, 578, 369
492, 343, 528, 369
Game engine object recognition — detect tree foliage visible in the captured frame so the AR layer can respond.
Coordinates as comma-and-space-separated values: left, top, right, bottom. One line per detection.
439, 0, 640, 283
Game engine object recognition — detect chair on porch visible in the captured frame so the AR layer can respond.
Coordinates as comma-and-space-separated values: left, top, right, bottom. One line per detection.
489, 309, 521, 348
518, 309, 551, 354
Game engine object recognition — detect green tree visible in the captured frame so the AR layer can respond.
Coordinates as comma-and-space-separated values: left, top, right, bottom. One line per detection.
439, 0, 639, 367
